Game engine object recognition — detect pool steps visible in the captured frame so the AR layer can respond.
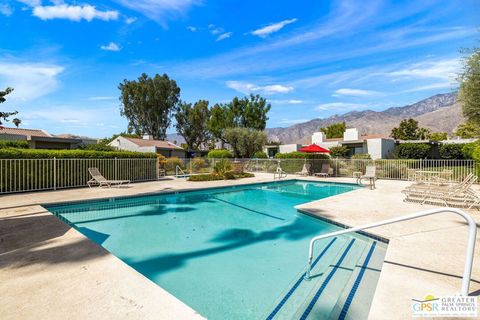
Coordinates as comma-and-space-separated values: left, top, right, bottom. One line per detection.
264, 236, 387, 320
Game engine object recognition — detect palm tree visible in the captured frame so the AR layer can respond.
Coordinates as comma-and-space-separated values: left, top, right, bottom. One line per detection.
12, 118, 21, 128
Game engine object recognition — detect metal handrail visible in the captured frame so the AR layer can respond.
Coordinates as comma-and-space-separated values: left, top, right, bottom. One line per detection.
304, 208, 477, 296
175, 165, 186, 178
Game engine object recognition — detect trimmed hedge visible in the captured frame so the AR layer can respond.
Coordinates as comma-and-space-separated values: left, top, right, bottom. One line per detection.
0, 148, 156, 159
0, 140, 29, 149
274, 151, 330, 159
207, 149, 233, 158
392, 143, 431, 159
252, 151, 268, 159
188, 172, 254, 182
439, 144, 466, 159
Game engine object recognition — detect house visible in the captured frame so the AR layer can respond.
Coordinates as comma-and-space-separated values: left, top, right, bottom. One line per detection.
312, 128, 396, 159
0, 126, 88, 149
109, 135, 187, 158
263, 144, 303, 158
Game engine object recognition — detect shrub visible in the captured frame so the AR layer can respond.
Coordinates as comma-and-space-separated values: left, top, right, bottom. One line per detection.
439, 144, 466, 159
351, 153, 371, 160
80, 143, 116, 151
207, 149, 233, 158
213, 159, 232, 177
252, 151, 268, 158
188, 172, 254, 182
191, 157, 207, 172
462, 142, 478, 159
165, 157, 183, 172
0, 148, 156, 159
392, 143, 431, 159
157, 154, 167, 168
329, 146, 348, 158
274, 151, 330, 159
0, 140, 29, 149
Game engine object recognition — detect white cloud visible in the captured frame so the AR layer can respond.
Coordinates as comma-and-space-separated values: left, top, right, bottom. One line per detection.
88, 96, 117, 101
100, 42, 121, 51
333, 88, 379, 97
401, 82, 455, 93
386, 58, 460, 81
226, 81, 293, 95
32, 4, 119, 22
216, 32, 232, 42
0, 60, 64, 101
187, 25, 196, 32
0, 3, 13, 16
316, 102, 367, 111
16, 0, 41, 7
251, 18, 297, 38
269, 99, 303, 104
208, 24, 223, 35
125, 17, 137, 24
113, 0, 199, 26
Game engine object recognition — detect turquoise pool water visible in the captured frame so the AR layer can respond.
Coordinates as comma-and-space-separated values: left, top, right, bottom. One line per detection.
46, 180, 383, 319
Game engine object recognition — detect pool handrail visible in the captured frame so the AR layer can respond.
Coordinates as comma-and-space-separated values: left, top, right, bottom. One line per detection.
304, 208, 477, 296
175, 165, 187, 178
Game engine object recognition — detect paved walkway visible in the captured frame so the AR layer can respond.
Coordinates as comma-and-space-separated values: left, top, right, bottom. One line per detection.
1, 174, 479, 319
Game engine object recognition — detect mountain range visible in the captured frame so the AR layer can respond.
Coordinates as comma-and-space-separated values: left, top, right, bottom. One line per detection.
167, 92, 463, 145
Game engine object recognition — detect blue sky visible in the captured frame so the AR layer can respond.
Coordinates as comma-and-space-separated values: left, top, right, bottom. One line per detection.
0, 0, 478, 138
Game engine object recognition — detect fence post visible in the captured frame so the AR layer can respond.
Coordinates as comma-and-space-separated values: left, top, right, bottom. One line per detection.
114, 157, 118, 181
53, 157, 56, 190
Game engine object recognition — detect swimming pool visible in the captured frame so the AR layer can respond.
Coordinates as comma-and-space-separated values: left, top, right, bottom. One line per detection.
45, 180, 387, 320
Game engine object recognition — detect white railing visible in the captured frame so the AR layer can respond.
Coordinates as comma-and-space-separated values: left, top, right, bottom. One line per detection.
0, 157, 158, 194
304, 208, 477, 296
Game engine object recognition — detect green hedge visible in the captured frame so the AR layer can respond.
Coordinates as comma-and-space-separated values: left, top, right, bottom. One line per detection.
0, 140, 29, 149
0, 148, 156, 159
207, 149, 233, 158
252, 151, 268, 159
439, 144, 466, 159
188, 172, 254, 181
392, 143, 431, 159
274, 151, 330, 159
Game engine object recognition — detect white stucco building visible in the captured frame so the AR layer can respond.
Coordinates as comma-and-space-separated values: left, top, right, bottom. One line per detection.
313, 128, 395, 159
109, 135, 187, 158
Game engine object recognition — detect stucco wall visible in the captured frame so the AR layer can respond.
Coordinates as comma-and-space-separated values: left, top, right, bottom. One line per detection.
366, 138, 395, 159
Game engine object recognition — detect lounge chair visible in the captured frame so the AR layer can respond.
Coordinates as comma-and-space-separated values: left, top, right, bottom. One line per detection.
314, 163, 331, 177
358, 165, 376, 189
274, 166, 287, 180
295, 163, 311, 176
87, 167, 130, 188
403, 174, 478, 208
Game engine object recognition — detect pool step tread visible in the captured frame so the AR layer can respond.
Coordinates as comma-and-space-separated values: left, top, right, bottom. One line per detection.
293, 238, 370, 320
264, 237, 349, 320
328, 241, 388, 320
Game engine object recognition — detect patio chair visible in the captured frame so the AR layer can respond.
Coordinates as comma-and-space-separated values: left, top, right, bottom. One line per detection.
295, 163, 311, 176
87, 167, 130, 188
314, 163, 331, 177
358, 165, 377, 189
274, 165, 287, 180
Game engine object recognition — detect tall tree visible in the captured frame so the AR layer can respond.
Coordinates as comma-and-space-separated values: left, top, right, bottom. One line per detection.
119, 73, 180, 140
207, 94, 271, 143
0, 87, 18, 125
320, 122, 346, 139
175, 100, 211, 150
391, 119, 425, 140
455, 122, 480, 138
458, 46, 480, 125
12, 118, 21, 128
223, 127, 267, 158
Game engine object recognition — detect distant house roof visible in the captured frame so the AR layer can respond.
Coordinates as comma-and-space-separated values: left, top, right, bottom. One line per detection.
0, 126, 52, 138
123, 137, 184, 150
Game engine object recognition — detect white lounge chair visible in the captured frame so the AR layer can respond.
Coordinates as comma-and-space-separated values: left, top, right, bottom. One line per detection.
314, 163, 331, 177
296, 163, 310, 176
87, 167, 130, 188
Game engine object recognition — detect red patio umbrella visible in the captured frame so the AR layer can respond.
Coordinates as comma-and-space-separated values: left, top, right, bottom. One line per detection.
299, 143, 331, 153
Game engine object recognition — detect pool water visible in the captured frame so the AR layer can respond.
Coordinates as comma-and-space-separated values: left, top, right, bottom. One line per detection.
46, 180, 386, 320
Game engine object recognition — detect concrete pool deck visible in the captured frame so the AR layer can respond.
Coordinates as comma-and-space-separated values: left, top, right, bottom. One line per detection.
1, 173, 479, 319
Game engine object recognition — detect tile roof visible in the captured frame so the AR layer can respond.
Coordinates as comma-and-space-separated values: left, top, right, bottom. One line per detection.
0, 126, 52, 138
123, 137, 184, 150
